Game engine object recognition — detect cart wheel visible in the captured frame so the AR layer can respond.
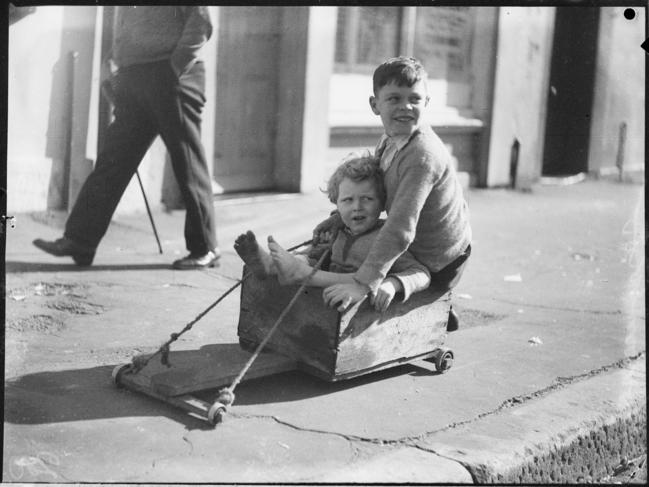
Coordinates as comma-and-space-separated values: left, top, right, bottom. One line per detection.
112, 364, 131, 386
435, 349, 454, 373
207, 402, 227, 425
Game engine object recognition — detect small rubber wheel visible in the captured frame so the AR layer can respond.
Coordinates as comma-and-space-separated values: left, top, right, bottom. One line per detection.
435, 349, 454, 373
112, 364, 131, 386
207, 402, 227, 425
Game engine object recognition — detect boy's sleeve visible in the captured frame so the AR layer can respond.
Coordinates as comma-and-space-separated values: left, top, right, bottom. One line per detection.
354, 152, 438, 292
170, 7, 213, 77
387, 251, 431, 302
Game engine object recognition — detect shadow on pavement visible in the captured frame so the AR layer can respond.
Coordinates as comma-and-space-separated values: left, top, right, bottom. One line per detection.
5, 261, 173, 273
4, 343, 437, 430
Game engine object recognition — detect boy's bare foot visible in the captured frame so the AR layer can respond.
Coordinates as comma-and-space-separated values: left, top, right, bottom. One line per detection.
268, 236, 312, 285
234, 231, 275, 279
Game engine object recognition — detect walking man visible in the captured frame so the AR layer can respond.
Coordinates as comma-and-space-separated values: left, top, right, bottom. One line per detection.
34, 6, 220, 269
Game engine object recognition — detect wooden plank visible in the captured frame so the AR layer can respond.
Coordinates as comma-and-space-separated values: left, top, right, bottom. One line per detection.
118, 371, 213, 420
238, 270, 340, 376
118, 344, 297, 397
335, 289, 451, 376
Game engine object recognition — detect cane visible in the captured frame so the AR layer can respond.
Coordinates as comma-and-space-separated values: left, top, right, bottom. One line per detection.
136, 170, 163, 254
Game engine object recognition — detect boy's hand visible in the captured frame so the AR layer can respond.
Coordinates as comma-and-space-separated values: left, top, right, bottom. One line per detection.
312, 211, 344, 245
323, 281, 369, 312
372, 277, 403, 312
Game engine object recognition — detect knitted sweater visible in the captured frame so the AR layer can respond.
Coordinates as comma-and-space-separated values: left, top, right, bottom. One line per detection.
113, 6, 212, 76
328, 221, 431, 302
354, 125, 472, 292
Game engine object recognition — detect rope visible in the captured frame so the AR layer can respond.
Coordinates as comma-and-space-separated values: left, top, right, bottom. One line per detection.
222, 247, 331, 400
129, 238, 314, 374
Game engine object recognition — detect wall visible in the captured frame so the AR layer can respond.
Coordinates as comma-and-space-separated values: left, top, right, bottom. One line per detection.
8, 6, 66, 213
486, 7, 556, 189
588, 7, 645, 176
274, 6, 336, 193
7, 6, 217, 216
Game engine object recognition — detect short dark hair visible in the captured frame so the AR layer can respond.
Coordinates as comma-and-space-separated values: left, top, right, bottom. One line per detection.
372, 56, 428, 95
326, 153, 386, 206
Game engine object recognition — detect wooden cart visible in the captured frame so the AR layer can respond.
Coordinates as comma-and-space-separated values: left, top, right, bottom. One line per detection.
113, 267, 455, 425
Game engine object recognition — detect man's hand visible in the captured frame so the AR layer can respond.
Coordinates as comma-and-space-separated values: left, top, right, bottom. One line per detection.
371, 277, 402, 312
323, 281, 369, 312
312, 211, 344, 245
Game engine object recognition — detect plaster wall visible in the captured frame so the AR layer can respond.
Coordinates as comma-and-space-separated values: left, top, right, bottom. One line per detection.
487, 7, 556, 188
274, 6, 336, 193
7, 6, 221, 216
7, 7, 66, 213
588, 7, 645, 175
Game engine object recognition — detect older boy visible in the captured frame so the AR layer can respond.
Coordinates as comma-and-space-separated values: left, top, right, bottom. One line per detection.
316, 56, 472, 315
236, 154, 431, 312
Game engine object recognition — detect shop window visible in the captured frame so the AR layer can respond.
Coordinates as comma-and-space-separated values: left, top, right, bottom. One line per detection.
413, 7, 475, 82
335, 7, 401, 72
335, 6, 475, 83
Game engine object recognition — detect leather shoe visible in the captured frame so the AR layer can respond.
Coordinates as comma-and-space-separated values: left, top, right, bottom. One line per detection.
33, 237, 95, 266
172, 249, 220, 270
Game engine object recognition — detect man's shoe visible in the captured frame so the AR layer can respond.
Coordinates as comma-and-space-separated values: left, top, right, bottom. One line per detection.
33, 237, 95, 266
172, 249, 220, 270
446, 308, 460, 332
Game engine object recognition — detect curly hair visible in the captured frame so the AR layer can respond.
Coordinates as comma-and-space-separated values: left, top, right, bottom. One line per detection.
372, 56, 428, 95
325, 152, 386, 205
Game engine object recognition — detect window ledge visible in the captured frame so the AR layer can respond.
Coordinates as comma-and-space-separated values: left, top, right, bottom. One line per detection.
330, 111, 484, 136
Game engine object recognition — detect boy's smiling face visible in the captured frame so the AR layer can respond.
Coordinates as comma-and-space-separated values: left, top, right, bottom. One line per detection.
336, 177, 383, 236
369, 80, 429, 137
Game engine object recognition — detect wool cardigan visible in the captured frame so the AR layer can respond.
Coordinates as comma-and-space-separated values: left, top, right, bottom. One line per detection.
354, 125, 472, 292
113, 6, 212, 76
329, 221, 431, 302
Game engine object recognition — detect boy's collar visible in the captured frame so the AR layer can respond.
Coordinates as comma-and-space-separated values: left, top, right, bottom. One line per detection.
381, 129, 419, 151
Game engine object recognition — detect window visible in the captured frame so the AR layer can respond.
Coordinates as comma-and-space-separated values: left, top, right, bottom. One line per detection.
335, 6, 475, 84
335, 7, 401, 72
413, 7, 475, 82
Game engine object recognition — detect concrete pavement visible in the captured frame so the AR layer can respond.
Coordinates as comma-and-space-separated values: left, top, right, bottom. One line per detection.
3, 177, 646, 483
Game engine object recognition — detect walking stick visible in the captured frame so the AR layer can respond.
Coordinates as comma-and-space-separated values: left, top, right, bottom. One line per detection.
135, 170, 163, 254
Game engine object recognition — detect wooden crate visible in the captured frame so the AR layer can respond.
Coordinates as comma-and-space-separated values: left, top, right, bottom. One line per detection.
237, 267, 451, 381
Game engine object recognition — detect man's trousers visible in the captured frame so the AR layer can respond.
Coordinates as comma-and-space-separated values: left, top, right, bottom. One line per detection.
65, 60, 217, 255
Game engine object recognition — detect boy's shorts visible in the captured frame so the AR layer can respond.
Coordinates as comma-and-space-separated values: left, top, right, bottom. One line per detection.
429, 245, 472, 292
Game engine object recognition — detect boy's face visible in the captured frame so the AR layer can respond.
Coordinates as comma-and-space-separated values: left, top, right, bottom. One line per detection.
369, 80, 429, 137
336, 177, 383, 236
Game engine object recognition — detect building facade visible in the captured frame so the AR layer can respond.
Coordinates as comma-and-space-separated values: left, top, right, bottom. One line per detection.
6, 6, 645, 214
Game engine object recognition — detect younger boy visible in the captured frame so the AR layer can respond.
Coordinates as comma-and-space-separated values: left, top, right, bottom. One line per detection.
235, 154, 431, 312
314, 56, 472, 313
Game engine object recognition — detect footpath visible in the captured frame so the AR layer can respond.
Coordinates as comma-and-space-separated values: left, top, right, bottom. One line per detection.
3, 177, 646, 483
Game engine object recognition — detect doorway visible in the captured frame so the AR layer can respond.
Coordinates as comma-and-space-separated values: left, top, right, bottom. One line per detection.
542, 7, 600, 176
213, 6, 282, 192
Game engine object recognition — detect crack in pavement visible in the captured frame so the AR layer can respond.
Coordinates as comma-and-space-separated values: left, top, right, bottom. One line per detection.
213, 352, 644, 483
228, 352, 645, 448
229, 412, 399, 447
411, 443, 479, 483
488, 297, 634, 317
405, 352, 646, 441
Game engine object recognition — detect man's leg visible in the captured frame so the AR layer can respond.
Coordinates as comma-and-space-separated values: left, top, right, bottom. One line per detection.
35, 68, 156, 264
65, 95, 156, 250
151, 61, 218, 260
